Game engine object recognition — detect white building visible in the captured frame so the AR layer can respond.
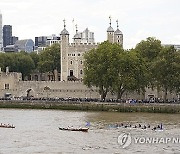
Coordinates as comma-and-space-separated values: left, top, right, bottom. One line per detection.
163, 44, 180, 51
0, 12, 3, 51
46, 39, 60, 46
34, 34, 60, 54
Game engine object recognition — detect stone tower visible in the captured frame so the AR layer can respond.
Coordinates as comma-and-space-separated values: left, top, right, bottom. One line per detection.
0, 12, 3, 50
114, 20, 123, 47
60, 19, 69, 81
107, 17, 114, 43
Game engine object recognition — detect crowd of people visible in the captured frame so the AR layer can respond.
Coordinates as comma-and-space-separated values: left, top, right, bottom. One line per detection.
108, 123, 163, 131
0, 96, 179, 104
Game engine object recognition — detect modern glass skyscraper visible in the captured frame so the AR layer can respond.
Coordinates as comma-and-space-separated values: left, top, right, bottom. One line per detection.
0, 12, 3, 50
3, 25, 12, 47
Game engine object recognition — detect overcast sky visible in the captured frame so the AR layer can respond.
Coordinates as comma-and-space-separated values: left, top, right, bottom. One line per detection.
0, 0, 180, 49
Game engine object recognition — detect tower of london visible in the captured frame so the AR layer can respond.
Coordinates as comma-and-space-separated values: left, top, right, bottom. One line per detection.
60, 18, 123, 81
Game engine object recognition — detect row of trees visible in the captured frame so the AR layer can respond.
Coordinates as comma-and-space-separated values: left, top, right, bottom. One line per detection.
0, 44, 60, 80
0, 38, 179, 100
83, 38, 180, 100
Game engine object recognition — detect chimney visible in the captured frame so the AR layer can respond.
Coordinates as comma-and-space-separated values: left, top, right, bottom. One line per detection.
54, 69, 58, 81
6, 66, 9, 74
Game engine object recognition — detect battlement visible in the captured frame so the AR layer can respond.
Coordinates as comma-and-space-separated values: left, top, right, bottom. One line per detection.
0, 71, 22, 81
68, 42, 100, 47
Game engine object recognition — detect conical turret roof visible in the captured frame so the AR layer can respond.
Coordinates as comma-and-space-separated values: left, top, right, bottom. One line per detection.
114, 28, 122, 35
60, 28, 69, 35
107, 26, 114, 32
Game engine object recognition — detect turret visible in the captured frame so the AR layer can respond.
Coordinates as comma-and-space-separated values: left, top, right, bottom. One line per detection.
60, 19, 69, 81
114, 20, 123, 47
107, 16, 114, 43
73, 24, 81, 43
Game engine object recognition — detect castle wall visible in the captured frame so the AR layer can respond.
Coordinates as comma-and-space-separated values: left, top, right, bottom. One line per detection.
0, 71, 143, 99
0, 74, 178, 100
0, 72, 22, 90
0, 80, 100, 98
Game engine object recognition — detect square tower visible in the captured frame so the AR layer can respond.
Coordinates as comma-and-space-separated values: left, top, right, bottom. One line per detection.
0, 13, 3, 51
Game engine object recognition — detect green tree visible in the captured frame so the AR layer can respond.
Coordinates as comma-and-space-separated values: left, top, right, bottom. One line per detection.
134, 37, 162, 91
152, 46, 180, 100
0, 52, 35, 80
38, 43, 60, 73
16, 54, 35, 80
83, 41, 123, 100
135, 37, 162, 61
29, 52, 40, 69
0, 53, 17, 72
0, 53, 8, 71
112, 50, 148, 99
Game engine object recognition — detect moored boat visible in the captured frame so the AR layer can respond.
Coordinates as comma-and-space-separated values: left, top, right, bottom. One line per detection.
0, 124, 15, 128
59, 127, 89, 132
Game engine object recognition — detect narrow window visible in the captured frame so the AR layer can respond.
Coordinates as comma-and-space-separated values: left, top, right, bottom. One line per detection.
5, 84, 9, 89
70, 70, 73, 76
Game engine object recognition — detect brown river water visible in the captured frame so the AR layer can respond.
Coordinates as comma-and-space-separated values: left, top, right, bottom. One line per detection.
0, 109, 180, 154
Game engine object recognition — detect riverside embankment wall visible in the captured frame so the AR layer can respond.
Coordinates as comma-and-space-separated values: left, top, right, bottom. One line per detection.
0, 100, 180, 114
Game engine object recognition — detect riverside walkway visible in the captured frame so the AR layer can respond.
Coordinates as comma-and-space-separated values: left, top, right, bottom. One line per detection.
0, 97, 180, 113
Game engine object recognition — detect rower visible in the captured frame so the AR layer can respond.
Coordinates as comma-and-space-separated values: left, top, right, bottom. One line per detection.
152, 127, 156, 130
160, 123, 163, 130
142, 125, 146, 129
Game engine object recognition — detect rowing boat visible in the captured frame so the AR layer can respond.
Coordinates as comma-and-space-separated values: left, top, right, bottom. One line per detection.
0, 125, 15, 128
59, 127, 88, 132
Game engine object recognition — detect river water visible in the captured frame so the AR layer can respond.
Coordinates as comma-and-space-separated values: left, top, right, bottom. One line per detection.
0, 109, 180, 154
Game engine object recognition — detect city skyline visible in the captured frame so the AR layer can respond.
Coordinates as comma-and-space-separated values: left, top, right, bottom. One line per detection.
0, 0, 180, 49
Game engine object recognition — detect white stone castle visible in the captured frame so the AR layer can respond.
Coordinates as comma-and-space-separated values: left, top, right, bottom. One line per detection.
60, 18, 123, 81
0, 19, 178, 100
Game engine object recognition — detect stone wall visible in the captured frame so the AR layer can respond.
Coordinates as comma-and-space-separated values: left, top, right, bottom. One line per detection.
0, 77, 143, 99
0, 71, 178, 100
0, 71, 22, 90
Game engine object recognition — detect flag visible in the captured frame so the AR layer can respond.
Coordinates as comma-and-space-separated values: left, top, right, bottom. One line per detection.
86, 122, 90, 127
